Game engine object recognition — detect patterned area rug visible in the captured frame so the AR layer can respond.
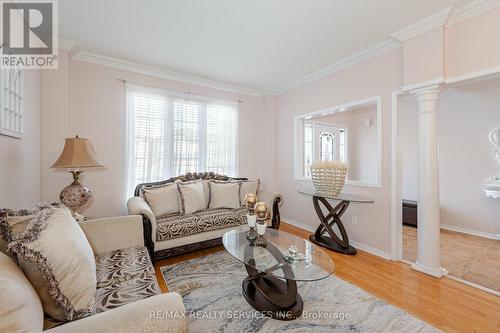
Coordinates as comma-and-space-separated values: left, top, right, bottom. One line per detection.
161, 251, 440, 333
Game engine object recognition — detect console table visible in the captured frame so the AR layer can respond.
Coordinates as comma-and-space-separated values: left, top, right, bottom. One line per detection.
298, 190, 373, 255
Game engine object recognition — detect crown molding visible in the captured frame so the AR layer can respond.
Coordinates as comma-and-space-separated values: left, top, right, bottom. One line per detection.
390, 7, 452, 42
447, 0, 500, 27
72, 51, 263, 97
57, 38, 78, 54
56, 1, 500, 98
275, 1, 500, 95
268, 39, 401, 95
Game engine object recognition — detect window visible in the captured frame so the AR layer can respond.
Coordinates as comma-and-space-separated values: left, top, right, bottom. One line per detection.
320, 131, 335, 161
126, 85, 238, 195
303, 123, 347, 178
0, 68, 24, 138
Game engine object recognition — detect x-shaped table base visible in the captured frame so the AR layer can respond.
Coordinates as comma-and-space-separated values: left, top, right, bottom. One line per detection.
308, 196, 357, 255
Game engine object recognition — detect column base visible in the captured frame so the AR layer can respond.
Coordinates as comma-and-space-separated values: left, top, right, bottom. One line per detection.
411, 261, 448, 278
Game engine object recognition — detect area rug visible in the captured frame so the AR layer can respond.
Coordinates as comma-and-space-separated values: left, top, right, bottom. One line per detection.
161, 251, 440, 333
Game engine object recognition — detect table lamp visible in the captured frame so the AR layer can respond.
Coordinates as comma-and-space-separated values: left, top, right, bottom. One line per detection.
51, 135, 103, 220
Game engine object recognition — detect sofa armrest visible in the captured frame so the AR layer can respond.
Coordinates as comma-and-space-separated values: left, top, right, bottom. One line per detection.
127, 197, 156, 224
257, 190, 283, 229
79, 216, 144, 255
127, 197, 157, 258
45, 293, 187, 333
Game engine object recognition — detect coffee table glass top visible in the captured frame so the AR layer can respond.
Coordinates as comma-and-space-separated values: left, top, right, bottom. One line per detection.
298, 190, 374, 203
222, 229, 334, 282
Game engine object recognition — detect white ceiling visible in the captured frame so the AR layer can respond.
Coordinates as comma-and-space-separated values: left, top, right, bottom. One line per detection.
59, 0, 471, 93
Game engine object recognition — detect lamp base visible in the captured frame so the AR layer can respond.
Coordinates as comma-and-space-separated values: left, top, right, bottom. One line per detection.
59, 171, 91, 214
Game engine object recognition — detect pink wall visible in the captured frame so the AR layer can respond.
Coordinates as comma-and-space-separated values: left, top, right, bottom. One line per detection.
277, 48, 402, 254
446, 7, 500, 78
262, 95, 279, 193
0, 70, 41, 209
403, 28, 445, 86
345, 106, 378, 183
41, 51, 267, 218
398, 95, 419, 201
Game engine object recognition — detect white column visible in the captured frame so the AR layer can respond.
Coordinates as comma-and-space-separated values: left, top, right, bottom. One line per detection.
410, 85, 447, 278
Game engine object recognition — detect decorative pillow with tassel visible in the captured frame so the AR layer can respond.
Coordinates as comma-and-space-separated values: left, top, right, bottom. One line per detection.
1, 204, 96, 321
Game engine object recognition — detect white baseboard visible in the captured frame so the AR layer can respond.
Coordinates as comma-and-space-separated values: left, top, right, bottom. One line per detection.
411, 261, 448, 278
440, 224, 500, 240
282, 217, 392, 260
281, 217, 316, 233
349, 240, 392, 260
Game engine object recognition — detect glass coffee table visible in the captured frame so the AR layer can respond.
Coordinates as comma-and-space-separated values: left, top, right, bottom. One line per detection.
222, 229, 334, 320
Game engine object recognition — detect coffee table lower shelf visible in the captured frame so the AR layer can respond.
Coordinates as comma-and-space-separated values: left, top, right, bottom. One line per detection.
222, 229, 335, 321
242, 272, 303, 320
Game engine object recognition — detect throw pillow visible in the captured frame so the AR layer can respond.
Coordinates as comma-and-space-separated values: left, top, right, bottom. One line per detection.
209, 181, 241, 209
143, 183, 180, 217
0, 252, 44, 333
177, 180, 206, 215
240, 180, 260, 207
0, 209, 38, 261
7, 204, 96, 321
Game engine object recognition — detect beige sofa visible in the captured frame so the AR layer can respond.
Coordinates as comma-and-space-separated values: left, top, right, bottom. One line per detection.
0, 215, 188, 333
127, 172, 283, 260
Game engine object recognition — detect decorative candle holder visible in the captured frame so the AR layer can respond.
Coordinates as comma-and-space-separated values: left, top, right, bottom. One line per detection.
255, 201, 268, 247
245, 194, 258, 241
245, 193, 257, 214
255, 201, 267, 220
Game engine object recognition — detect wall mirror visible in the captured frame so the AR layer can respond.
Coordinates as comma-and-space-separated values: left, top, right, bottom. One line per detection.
294, 96, 382, 187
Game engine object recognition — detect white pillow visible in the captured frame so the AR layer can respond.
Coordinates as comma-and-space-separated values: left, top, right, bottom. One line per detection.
240, 180, 260, 206
7, 205, 96, 321
0, 252, 44, 333
143, 183, 180, 217
177, 180, 206, 215
209, 181, 241, 209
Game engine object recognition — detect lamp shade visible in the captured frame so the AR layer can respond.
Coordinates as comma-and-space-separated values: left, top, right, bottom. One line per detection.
51, 136, 104, 169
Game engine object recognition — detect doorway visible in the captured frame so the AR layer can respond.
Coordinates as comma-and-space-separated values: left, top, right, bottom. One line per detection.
394, 79, 500, 294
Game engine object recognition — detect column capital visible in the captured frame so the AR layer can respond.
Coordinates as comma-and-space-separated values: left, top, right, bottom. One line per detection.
410, 84, 442, 98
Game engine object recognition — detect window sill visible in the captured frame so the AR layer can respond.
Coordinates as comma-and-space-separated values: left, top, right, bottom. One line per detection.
294, 177, 382, 189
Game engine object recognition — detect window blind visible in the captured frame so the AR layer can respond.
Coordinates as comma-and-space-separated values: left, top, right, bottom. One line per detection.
126, 85, 238, 196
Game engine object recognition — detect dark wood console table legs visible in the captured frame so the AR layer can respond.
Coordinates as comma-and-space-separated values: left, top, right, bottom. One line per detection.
242, 243, 303, 320
309, 196, 357, 255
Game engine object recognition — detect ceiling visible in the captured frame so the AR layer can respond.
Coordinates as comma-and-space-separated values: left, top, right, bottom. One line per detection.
59, 0, 471, 93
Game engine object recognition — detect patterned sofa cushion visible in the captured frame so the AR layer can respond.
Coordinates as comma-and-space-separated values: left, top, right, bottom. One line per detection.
156, 207, 246, 242
44, 246, 161, 329
92, 246, 161, 314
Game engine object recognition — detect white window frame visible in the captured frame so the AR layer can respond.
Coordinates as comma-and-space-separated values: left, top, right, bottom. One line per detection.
0, 68, 24, 138
303, 121, 313, 178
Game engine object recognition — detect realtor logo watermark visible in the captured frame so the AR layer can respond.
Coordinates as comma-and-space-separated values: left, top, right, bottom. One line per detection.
0, 0, 58, 69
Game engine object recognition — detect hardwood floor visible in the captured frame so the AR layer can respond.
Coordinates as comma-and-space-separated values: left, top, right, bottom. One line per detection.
154, 222, 500, 333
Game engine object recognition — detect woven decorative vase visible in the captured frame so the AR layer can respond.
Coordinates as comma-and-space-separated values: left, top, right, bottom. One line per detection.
310, 162, 348, 197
